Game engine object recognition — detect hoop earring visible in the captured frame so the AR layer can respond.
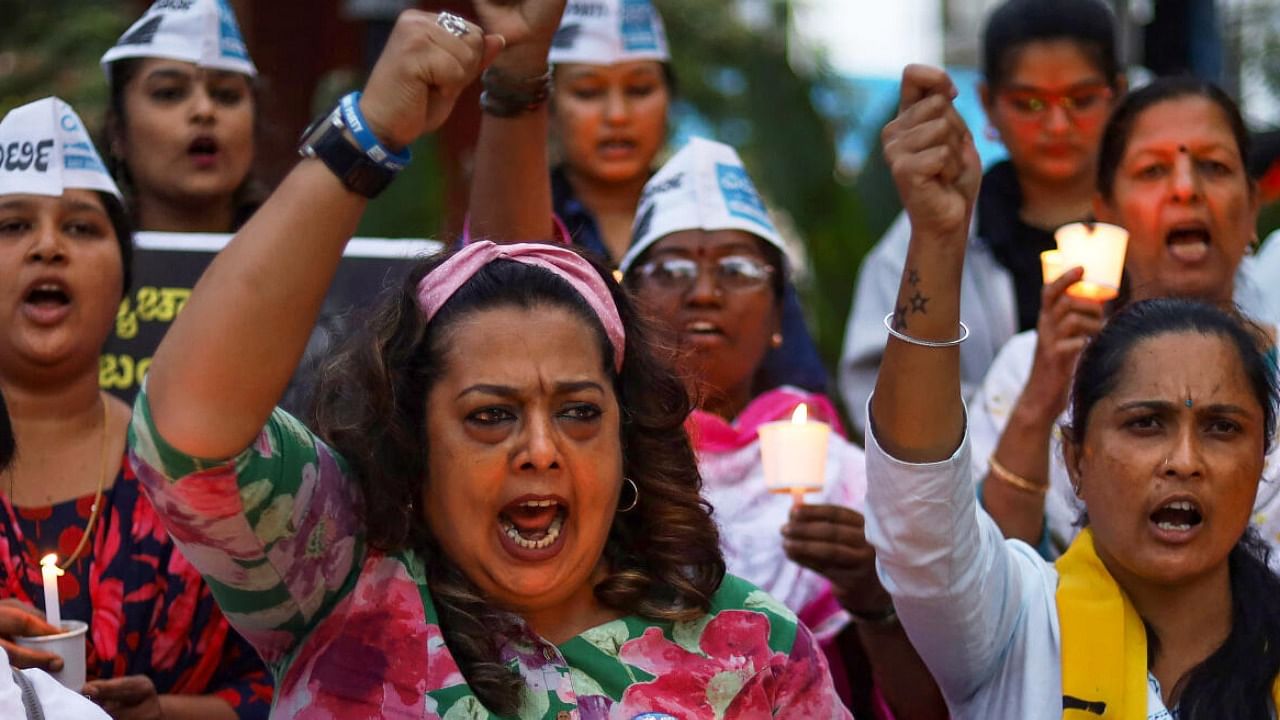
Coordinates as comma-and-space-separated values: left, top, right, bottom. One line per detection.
618, 477, 639, 513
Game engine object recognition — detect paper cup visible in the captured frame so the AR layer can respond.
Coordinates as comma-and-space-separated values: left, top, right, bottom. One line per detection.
1054, 222, 1129, 301
758, 419, 831, 495
14, 620, 88, 690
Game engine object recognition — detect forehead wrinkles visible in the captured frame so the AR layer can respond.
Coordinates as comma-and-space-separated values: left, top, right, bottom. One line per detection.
437, 305, 609, 385
1105, 334, 1251, 407
1125, 101, 1239, 161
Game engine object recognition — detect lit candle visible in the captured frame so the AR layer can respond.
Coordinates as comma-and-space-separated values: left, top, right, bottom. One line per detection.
40, 554, 62, 628
758, 404, 831, 507
1052, 222, 1129, 301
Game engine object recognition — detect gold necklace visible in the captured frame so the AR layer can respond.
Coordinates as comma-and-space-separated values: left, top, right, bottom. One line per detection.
56, 394, 110, 571
2, 394, 111, 572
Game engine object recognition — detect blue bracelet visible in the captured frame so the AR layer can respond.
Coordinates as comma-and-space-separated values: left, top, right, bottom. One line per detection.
338, 91, 412, 172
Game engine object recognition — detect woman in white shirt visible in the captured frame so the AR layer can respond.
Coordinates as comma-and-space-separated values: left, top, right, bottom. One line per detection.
865, 64, 1280, 718
972, 76, 1278, 560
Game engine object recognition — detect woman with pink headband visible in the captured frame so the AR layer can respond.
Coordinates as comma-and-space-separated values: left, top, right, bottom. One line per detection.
126, 6, 848, 718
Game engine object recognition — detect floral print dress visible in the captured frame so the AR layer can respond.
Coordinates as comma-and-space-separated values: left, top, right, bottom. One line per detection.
0, 456, 273, 718
128, 387, 851, 719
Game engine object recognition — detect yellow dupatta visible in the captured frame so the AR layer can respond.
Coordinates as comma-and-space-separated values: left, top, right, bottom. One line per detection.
1056, 528, 1280, 718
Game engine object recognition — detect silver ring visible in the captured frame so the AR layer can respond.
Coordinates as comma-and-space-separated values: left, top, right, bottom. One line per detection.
436, 12, 470, 38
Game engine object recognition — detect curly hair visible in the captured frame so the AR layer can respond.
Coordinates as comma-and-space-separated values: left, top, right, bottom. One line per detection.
309, 247, 725, 715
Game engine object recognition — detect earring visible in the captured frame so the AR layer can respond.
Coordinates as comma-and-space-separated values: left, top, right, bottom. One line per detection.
983, 124, 1001, 142
770, 333, 784, 349
618, 477, 639, 513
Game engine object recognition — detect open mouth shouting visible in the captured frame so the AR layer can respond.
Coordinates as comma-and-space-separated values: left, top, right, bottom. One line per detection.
1165, 220, 1212, 264
21, 277, 72, 326
188, 135, 221, 169
497, 496, 569, 560
1149, 497, 1204, 543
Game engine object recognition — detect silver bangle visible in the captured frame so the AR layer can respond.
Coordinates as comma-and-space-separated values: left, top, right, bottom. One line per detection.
882, 312, 969, 348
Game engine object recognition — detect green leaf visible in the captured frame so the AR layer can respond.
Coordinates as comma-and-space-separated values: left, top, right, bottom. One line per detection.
744, 590, 797, 624
442, 695, 492, 720
578, 619, 632, 660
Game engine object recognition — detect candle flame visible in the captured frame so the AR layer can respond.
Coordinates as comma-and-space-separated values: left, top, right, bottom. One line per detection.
791, 404, 808, 424
40, 554, 64, 576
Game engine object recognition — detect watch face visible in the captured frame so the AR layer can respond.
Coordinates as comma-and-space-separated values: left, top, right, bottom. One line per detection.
297, 100, 396, 198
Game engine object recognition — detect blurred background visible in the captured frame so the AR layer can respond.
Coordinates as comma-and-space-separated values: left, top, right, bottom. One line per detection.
2, 0, 1278, 377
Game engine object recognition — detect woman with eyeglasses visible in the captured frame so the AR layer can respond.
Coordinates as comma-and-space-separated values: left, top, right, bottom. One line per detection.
465, 0, 830, 394
839, 0, 1123, 439
617, 137, 946, 720
971, 75, 1280, 562
869, 61, 1280, 720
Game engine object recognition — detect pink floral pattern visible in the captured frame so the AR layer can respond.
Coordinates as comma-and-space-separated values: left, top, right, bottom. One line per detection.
129, 389, 850, 719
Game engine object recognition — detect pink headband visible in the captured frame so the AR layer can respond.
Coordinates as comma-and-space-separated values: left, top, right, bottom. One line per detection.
416, 241, 626, 371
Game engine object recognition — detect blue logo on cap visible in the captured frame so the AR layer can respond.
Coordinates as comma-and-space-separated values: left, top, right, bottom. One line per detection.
217, 0, 251, 62
716, 163, 774, 233
621, 0, 659, 52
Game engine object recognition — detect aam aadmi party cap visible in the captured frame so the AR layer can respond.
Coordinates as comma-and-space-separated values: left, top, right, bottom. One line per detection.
549, 0, 670, 66
620, 137, 785, 273
101, 0, 257, 78
0, 98, 122, 201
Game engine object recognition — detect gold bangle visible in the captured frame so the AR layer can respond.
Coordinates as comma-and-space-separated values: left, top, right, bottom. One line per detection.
988, 456, 1047, 496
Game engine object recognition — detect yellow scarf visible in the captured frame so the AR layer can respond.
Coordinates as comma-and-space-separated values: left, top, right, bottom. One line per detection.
1056, 529, 1280, 718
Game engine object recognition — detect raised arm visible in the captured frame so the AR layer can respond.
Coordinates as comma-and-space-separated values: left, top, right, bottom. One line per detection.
862, 67, 1065, 708
466, 0, 568, 243
868, 65, 979, 457
145, 11, 501, 459
979, 270, 1104, 545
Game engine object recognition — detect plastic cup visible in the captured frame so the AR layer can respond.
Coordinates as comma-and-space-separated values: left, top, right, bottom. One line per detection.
1053, 222, 1129, 301
14, 620, 88, 690
758, 417, 831, 503
1040, 249, 1067, 285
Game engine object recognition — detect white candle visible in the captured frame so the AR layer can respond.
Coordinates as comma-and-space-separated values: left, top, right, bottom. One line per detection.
758, 404, 831, 507
1052, 222, 1129, 301
40, 554, 62, 628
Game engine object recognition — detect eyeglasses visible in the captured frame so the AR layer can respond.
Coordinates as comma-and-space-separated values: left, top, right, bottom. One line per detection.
998, 85, 1113, 119
632, 255, 775, 294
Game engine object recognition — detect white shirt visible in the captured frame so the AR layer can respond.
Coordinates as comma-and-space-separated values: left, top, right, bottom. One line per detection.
969, 329, 1280, 563
838, 212, 1018, 440
839, 214, 1277, 444
863, 419, 1176, 718
0, 645, 110, 719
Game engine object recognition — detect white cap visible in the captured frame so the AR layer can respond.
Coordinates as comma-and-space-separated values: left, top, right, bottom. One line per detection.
548, 0, 670, 66
102, 0, 257, 78
0, 98, 122, 201
620, 137, 785, 273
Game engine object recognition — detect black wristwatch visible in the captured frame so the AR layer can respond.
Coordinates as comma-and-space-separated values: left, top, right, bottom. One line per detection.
298, 106, 397, 198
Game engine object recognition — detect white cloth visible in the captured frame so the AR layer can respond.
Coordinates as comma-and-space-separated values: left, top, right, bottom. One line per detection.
969, 327, 1280, 564
863, 414, 1174, 718
0, 98, 122, 200
548, 0, 669, 67
102, 0, 257, 77
620, 137, 786, 272
0, 646, 110, 719
838, 211, 1017, 439
840, 211, 1279, 442
699, 433, 867, 641
1245, 229, 1280, 326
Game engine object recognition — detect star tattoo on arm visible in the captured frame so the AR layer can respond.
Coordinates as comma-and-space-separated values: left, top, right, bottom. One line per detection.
892, 303, 909, 331
909, 291, 929, 314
